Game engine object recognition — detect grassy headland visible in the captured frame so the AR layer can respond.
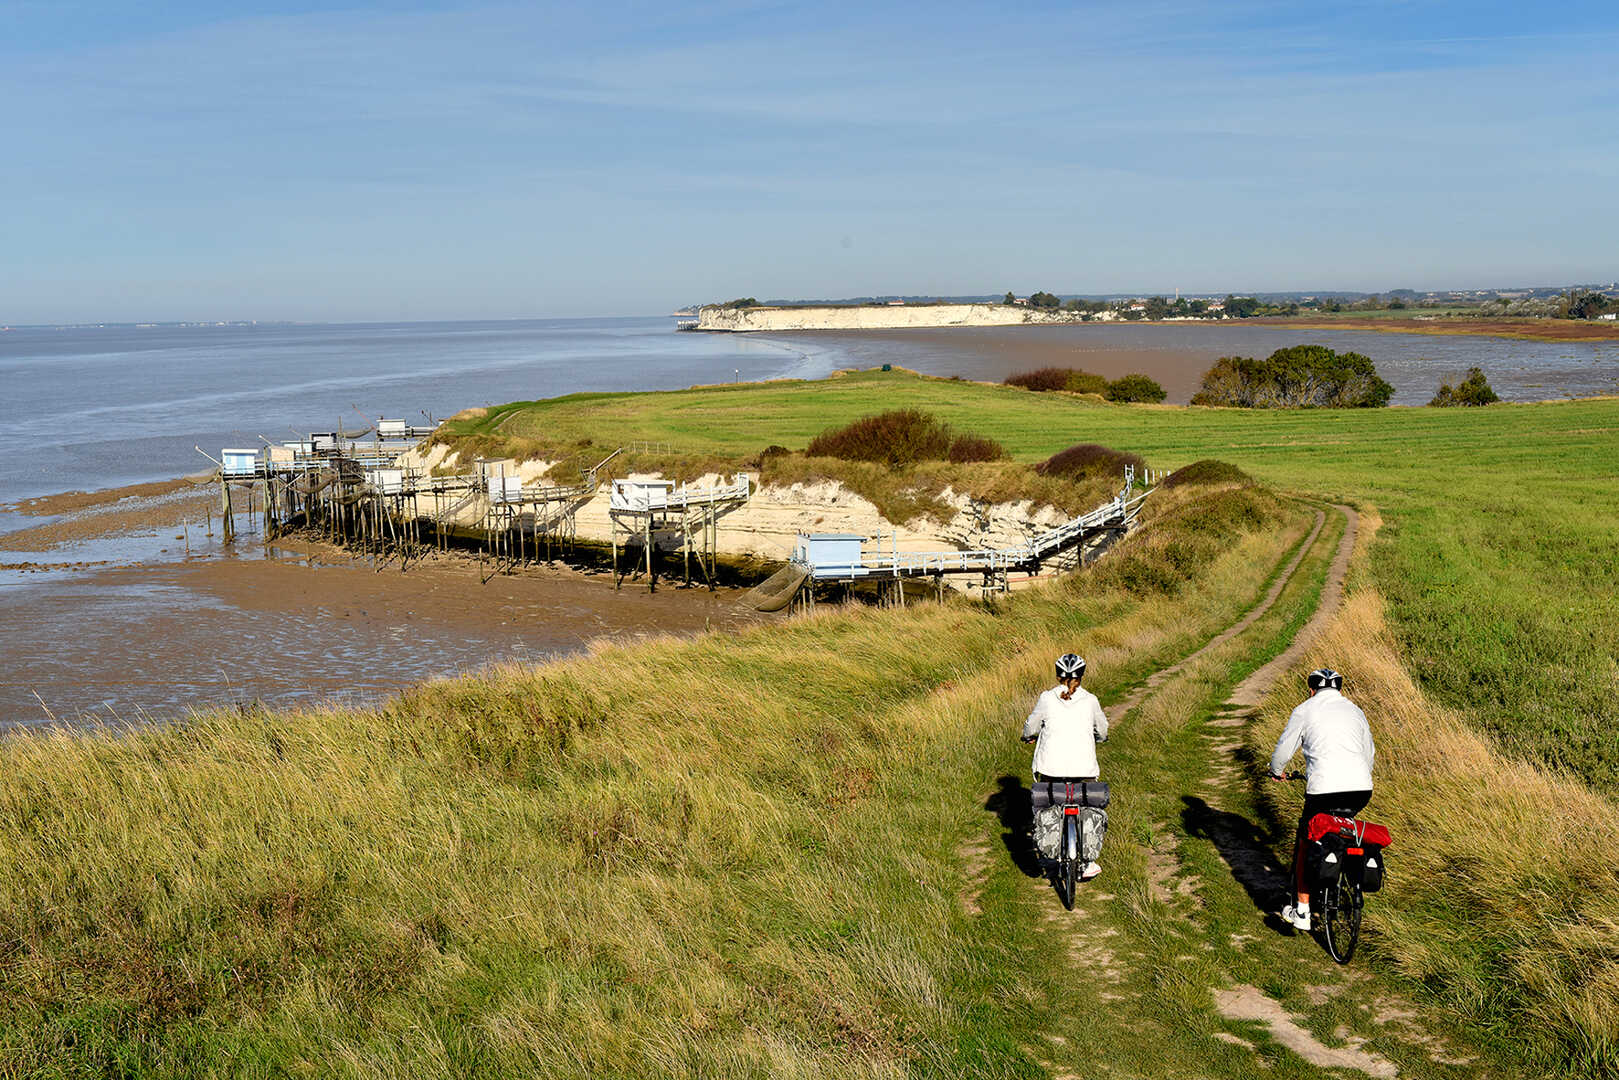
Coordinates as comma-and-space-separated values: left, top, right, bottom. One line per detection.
7, 369, 1619, 1074
1, 482, 1309, 1075
441, 369, 1619, 790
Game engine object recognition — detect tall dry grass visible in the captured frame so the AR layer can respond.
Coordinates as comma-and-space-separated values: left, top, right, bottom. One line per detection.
0, 483, 1307, 1076
1250, 548, 1619, 1074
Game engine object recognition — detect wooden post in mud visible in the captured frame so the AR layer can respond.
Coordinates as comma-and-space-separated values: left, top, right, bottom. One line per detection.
644, 515, 655, 593
708, 504, 718, 590
220, 478, 234, 543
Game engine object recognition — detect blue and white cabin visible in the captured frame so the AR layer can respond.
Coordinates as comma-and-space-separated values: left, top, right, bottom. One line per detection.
221, 448, 260, 477
487, 474, 524, 504
610, 479, 675, 512
367, 468, 406, 496
794, 533, 868, 579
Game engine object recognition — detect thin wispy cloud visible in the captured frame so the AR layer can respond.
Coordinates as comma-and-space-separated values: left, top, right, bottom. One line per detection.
3, 1, 1615, 321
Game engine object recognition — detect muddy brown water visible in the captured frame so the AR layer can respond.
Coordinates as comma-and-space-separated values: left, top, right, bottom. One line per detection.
0, 507, 766, 728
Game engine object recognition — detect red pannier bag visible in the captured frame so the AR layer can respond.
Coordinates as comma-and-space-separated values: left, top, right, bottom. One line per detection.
1307, 814, 1393, 848
1307, 814, 1393, 892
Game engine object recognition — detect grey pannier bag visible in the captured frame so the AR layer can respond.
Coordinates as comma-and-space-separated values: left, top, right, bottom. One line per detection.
1033, 805, 1108, 862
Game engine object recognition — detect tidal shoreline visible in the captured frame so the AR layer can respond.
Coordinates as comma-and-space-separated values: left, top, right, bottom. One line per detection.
0, 480, 766, 728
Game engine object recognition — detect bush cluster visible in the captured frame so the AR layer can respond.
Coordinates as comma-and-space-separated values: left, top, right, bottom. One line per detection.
945, 433, 1007, 464
804, 409, 1005, 468
1104, 374, 1167, 404
1160, 459, 1253, 489
1090, 486, 1285, 596
1005, 367, 1101, 393
1034, 442, 1146, 480
1190, 345, 1393, 408
1004, 367, 1165, 403
1429, 367, 1500, 407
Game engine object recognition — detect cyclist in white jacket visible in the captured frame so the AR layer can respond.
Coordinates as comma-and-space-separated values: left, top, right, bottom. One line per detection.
1023, 653, 1109, 878
1268, 668, 1375, 930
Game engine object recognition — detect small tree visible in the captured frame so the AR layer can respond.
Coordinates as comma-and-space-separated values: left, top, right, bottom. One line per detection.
1143, 296, 1171, 320
1004, 291, 1016, 305
1566, 290, 1615, 320
1191, 345, 1393, 408
1430, 367, 1500, 407
1029, 290, 1062, 310
1105, 374, 1167, 403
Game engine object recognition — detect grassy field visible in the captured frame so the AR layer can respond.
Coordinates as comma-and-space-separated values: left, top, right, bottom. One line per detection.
442, 369, 1619, 790
9, 370, 1619, 1075
0, 483, 1319, 1076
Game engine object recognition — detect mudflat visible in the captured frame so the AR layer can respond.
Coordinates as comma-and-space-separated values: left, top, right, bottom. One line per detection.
0, 482, 765, 727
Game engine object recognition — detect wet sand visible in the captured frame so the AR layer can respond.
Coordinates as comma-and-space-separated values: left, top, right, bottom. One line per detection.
0, 484, 217, 553
0, 480, 767, 727
1, 534, 765, 728
4, 476, 204, 516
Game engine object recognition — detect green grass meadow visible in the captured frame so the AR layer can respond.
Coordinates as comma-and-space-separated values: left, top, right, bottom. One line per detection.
0, 485, 1314, 1076
445, 370, 1619, 790
5, 369, 1617, 1076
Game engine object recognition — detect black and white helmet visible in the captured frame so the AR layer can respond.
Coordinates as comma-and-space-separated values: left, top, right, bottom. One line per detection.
1306, 668, 1343, 691
1056, 653, 1087, 681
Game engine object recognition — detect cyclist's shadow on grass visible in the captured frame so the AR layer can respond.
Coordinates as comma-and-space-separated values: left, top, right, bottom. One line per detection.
1181, 795, 1294, 934
987, 775, 1043, 879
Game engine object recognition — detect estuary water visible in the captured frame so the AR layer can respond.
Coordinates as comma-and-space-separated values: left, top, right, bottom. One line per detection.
1, 315, 1615, 727
4, 315, 1617, 510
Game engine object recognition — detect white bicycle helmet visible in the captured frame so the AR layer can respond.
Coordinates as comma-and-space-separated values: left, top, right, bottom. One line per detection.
1306, 668, 1343, 691
1056, 653, 1087, 681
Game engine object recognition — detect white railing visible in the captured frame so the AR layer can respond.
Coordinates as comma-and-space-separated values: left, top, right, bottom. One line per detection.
610, 475, 752, 512
794, 485, 1147, 582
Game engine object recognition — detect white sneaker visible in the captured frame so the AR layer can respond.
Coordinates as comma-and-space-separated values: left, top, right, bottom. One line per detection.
1282, 904, 1311, 930
1081, 861, 1102, 881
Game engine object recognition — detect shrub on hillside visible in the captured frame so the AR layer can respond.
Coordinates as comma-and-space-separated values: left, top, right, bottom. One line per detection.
1105, 374, 1167, 403
1090, 486, 1285, 596
1034, 442, 1146, 480
946, 434, 1007, 463
1005, 367, 1109, 395
1190, 345, 1393, 408
806, 409, 952, 467
1429, 367, 1500, 407
1160, 459, 1253, 489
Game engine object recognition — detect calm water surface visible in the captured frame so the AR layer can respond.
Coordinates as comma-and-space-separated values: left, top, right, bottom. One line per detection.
2, 315, 1614, 726
5, 316, 1616, 507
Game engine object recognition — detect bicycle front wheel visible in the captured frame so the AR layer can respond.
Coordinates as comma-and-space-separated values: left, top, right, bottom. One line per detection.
1322, 875, 1363, 964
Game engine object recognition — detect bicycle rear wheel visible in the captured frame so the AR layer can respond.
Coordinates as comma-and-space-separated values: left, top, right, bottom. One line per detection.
1322, 874, 1363, 964
1061, 817, 1079, 910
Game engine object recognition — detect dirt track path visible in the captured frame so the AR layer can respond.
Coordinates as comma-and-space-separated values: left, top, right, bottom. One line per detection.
1014, 503, 1500, 1079
1227, 504, 1358, 709
1111, 504, 1329, 721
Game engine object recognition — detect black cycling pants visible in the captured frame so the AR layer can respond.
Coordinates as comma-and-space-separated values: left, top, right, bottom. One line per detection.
1293, 789, 1372, 895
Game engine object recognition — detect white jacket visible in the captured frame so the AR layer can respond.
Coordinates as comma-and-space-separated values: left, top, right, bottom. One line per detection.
1269, 688, 1375, 795
1023, 684, 1108, 778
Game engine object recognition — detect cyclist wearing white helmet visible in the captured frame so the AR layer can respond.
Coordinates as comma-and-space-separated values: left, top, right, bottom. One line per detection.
1269, 668, 1376, 931
1022, 653, 1109, 879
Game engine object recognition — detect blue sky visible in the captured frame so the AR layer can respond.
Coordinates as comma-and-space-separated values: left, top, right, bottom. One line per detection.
4, 1, 1616, 322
